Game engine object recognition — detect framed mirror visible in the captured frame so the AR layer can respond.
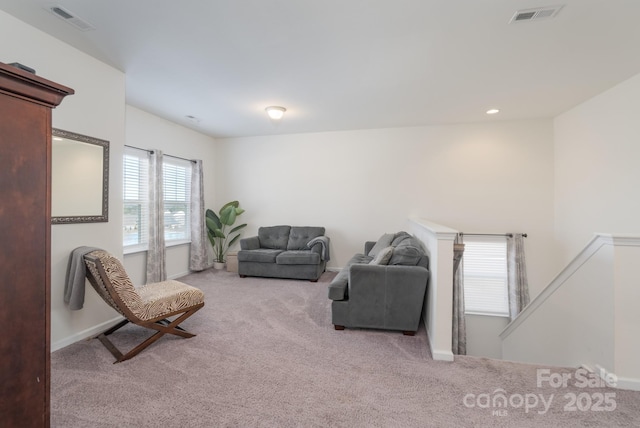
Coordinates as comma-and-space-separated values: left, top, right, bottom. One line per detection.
51, 128, 109, 224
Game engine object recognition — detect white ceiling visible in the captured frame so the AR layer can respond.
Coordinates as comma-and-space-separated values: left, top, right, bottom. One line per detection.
2, 0, 640, 138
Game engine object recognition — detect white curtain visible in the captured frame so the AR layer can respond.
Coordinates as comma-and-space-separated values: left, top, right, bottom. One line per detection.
147, 149, 166, 283
452, 234, 466, 355
507, 233, 530, 319
189, 159, 208, 271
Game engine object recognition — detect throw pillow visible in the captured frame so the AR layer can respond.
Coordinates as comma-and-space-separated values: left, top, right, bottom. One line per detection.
368, 233, 395, 257
389, 242, 423, 266
369, 246, 394, 265
391, 231, 412, 246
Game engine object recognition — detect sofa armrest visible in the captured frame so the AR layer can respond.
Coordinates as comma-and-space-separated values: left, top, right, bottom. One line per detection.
347, 264, 429, 330
328, 281, 347, 301
364, 241, 376, 255
240, 236, 260, 250
307, 236, 330, 260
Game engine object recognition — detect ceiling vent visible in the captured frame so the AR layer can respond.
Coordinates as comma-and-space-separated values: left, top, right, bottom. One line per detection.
510, 5, 564, 23
46, 5, 95, 31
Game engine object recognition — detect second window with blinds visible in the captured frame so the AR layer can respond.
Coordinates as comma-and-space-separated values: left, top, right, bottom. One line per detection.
123, 147, 192, 252
462, 236, 509, 317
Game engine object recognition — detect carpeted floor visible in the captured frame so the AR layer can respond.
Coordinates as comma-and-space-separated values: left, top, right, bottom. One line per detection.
51, 269, 640, 427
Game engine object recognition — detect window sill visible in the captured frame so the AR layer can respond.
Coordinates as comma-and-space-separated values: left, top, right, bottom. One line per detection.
124, 244, 147, 255
166, 239, 191, 248
465, 311, 510, 318
123, 240, 191, 255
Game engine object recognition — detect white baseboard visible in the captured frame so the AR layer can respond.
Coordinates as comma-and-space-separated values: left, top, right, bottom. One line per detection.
431, 347, 455, 361
326, 267, 341, 272
613, 376, 640, 391
422, 316, 454, 361
581, 363, 640, 391
170, 270, 191, 279
51, 316, 124, 352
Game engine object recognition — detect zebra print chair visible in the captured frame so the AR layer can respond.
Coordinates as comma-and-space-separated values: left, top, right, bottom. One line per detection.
83, 250, 205, 363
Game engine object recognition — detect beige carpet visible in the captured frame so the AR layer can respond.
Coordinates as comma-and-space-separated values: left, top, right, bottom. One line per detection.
51, 269, 640, 427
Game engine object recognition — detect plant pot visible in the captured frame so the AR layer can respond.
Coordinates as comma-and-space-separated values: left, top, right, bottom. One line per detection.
213, 261, 226, 270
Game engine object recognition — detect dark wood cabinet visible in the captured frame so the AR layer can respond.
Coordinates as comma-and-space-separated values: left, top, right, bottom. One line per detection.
0, 62, 73, 427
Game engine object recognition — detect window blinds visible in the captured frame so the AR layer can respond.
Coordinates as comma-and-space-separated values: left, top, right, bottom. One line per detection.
162, 157, 192, 242
123, 147, 149, 247
462, 237, 509, 316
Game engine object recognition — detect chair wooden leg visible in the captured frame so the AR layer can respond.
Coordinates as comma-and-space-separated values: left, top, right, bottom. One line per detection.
402, 331, 416, 336
334, 325, 345, 330
102, 319, 129, 336
97, 334, 124, 362
116, 331, 165, 363
148, 306, 202, 338
94, 305, 204, 363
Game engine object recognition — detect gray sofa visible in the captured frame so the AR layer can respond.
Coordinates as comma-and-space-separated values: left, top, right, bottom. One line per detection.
238, 226, 329, 281
328, 232, 429, 335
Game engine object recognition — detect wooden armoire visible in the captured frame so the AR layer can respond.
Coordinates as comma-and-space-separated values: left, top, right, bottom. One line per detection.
0, 62, 73, 427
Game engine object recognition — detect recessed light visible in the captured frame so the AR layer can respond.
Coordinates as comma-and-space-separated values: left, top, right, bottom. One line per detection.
486, 109, 500, 115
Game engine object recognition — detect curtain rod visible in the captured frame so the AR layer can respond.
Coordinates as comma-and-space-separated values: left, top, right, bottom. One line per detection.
460, 232, 528, 238
124, 145, 196, 163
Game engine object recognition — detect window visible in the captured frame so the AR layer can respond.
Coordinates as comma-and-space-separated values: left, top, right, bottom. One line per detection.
123, 147, 149, 248
462, 236, 509, 317
162, 157, 191, 243
123, 148, 192, 249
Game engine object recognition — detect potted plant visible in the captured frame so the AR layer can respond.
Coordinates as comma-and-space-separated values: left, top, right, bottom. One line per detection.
206, 201, 247, 269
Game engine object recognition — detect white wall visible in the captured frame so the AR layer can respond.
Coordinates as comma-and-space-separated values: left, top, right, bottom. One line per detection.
0, 10, 127, 349
502, 237, 616, 370
554, 72, 640, 264
466, 314, 509, 359
553, 72, 640, 388
501, 235, 640, 390
122, 106, 217, 284
216, 119, 559, 297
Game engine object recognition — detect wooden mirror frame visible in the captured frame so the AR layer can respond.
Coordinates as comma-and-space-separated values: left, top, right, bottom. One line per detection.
51, 128, 109, 224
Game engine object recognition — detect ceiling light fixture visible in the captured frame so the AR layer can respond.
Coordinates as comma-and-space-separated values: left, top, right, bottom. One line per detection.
265, 106, 286, 120
486, 109, 500, 115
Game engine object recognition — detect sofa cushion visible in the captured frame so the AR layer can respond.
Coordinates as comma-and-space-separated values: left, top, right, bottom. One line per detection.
348, 253, 373, 265
369, 246, 394, 265
287, 226, 325, 250
276, 250, 321, 265
258, 226, 291, 250
389, 238, 424, 266
237, 249, 283, 263
368, 233, 395, 257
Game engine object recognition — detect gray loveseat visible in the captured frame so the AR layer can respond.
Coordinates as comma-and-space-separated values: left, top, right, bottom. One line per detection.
238, 226, 330, 281
328, 232, 429, 335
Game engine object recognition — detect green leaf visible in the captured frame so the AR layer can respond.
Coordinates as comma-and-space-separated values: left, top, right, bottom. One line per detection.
228, 234, 242, 247
206, 217, 220, 233
230, 223, 247, 234
235, 207, 245, 216
219, 201, 239, 214
206, 230, 216, 247
205, 209, 222, 230
220, 205, 237, 225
